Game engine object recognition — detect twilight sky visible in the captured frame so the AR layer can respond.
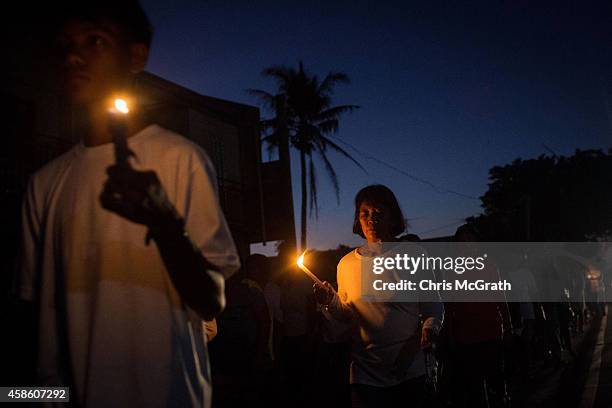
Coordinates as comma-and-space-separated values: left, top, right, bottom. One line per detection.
141, 0, 612, 251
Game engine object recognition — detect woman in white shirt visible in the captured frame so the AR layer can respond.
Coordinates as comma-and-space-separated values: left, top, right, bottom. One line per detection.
314, 184, 442, 408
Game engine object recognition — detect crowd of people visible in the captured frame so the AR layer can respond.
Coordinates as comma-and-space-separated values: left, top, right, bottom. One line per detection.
208, 185, 607, 408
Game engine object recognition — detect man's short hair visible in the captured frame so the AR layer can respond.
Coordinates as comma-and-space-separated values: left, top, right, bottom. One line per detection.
352, 184, 406, 239
56, 0, 153, 48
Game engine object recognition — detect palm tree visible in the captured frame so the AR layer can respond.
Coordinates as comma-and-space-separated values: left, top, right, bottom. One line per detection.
249, 62, 364, 250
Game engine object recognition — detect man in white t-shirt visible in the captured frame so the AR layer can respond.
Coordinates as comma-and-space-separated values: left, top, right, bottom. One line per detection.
13, 2, 239, 407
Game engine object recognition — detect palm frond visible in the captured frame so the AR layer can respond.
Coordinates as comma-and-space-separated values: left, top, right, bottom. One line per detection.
262, 65, 295, 90
315, 105, 360, 123
316, 148, 341, 204
319, 72, 350, 95
308, 156, 319, 219
293, 125, 318, 153
246, 89, 276, 111
317, 119, 339, 134
319, 135, 367, 173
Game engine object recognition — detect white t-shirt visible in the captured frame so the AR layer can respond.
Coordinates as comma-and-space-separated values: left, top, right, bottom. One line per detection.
333, 248, 441, 387
15, 124, 240, 407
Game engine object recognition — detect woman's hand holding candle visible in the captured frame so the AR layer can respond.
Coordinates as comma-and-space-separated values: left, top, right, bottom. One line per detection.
313, 281, 335, 305
297, 250, 335, 305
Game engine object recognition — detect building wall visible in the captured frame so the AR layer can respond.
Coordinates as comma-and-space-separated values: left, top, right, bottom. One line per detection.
134, 72, 267, 259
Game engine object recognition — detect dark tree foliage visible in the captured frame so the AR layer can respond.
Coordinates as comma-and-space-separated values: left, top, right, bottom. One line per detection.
467, 149, 612, 241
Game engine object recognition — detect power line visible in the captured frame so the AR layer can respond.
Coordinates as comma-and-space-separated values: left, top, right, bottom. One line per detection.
328, 135, 480, 201
542, 144, 557, 156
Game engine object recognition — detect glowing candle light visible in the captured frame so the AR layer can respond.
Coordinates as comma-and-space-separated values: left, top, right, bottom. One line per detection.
108, 97, 133, 167
114, 98, 129, 114
296, 250, 323, 285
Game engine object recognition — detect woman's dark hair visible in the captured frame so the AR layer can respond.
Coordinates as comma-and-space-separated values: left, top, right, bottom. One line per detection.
56, 0, 153, 48
352, 184, 406, 239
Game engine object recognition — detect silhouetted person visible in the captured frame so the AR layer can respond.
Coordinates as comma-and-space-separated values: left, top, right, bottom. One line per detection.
262, 257, 284, 369
441, 225, 511, 408
209, 259, 271, 408
280, 263, 315, 408
314, 280, 352, 408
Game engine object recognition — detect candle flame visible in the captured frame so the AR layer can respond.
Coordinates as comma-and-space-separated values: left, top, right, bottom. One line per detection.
114, 98, 129, 114
296, 249, 323, 285
297, 250, 307, 268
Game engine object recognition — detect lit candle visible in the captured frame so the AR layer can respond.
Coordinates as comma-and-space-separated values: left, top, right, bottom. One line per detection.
296, 250, 323, 285
108, 97, 132, 167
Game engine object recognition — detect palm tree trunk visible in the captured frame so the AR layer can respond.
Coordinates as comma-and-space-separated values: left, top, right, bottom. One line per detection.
300, 149, 307, 251
275, 94, 297, 252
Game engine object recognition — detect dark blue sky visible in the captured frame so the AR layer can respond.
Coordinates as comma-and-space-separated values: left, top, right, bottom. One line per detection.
142, 0, 612, 251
